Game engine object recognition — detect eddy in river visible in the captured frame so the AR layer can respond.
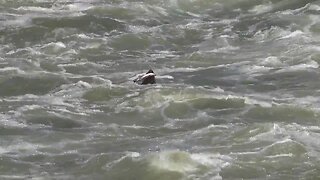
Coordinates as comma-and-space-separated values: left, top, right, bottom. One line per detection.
133, 69, 156, 85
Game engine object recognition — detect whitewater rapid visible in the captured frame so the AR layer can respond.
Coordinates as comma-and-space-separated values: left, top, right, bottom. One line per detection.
1, 0, 320, 179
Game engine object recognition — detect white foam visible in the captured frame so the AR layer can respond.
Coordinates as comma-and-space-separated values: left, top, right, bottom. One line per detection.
149, 5, 169, 17
0, 67, 25, 74
213, 87, 224, 93
249, 3, 273, 14
254, 26, 305, 43
16, 104, 42, 112
105, 151, 141, 169
238, 64, 271, 75
16, 6, 56, 13
6, 47, 41, 56
3, 14, 32, 27
261, 138, 294, 154
191, 153, 231, 167
266, 153, 293, 158
199, 35, 240, 53
306, 45, 320, 52
259, 56, 283, 67
76, 81, 92, 88
150, 50, 177, 58
279, 30, 305, 40
0, 140, 44, 155
157, 75, 174, 80
61, 3, 93, 12
0, 114, 27, 128
247, 123, 286, 143
148, 150, 231, 179
277, 60, 319, 73
291, 96, 320, 110
128, 25, 154, 34
41, 42, 67, 53
244, 97, 272, 108
206, 45, 240, 53
81, 42, 102, 50
308, 4, 320, 11
148, 151, 198, 173
77, 34, 91, 39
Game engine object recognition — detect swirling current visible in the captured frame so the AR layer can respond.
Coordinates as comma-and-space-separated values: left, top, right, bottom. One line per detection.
1, 0, 320, 179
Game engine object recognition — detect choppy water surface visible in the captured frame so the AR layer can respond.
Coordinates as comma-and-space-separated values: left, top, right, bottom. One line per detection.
1, 0, 320, 179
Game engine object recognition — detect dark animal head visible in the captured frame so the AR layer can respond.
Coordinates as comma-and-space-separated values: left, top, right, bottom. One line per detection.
146, 69, 154, 74
141, 69, 155, 85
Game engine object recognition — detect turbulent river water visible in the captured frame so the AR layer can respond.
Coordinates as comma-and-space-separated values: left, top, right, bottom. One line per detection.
1, 0, 320, 179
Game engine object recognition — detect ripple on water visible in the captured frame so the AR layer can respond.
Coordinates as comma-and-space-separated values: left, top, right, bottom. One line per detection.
32, 14, 126, 34
109, 33, 151, 51
24, 108, 83, 129
83, 86, 128, 102
0, 75, 66, 97
244, 105, 319, 125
